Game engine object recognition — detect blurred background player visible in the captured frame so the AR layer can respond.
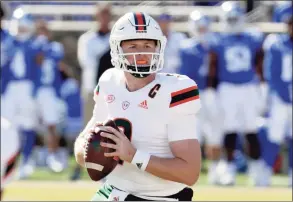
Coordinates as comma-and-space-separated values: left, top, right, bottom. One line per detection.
1, 2, 15, 116
1, 116, 21, 200
178, 10, 222, 185
208, 1, 266, 186
59, 75, 83, 180
262, 2, 292, 187
77, 2, 113, 129
4, 7, 46, 179
157, 12, 187, 74
34, 19, 68, 173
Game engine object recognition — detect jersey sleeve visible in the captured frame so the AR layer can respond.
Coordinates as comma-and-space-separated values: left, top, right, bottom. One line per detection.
263, 43, 279, 82
167, 76, 201, 141
92, 84, 108, 123
262, 34, 278, 51
78, 70, 113, 138
167, 113, 198, 142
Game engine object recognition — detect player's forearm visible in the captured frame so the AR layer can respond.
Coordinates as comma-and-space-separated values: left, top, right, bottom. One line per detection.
74, 117, 97, 167
74, 135, 86, 167
145, 155, 201, 186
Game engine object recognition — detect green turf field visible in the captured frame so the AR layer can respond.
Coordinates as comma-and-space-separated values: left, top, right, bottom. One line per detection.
2, 158, 292, 201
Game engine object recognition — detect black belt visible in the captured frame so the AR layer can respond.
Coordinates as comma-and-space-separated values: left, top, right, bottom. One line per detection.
112, 186, 193, 201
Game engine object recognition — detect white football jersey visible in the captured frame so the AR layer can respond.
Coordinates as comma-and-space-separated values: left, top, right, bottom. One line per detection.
88, 68, 201, 196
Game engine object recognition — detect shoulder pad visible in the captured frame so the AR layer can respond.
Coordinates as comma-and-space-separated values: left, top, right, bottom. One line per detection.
165, 74, 201, 115
263, 34, 279, 51
244, 30, 264, 43
96, 68, 122, 92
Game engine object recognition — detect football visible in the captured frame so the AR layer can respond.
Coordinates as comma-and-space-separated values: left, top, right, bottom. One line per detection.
84, 119, 120, 181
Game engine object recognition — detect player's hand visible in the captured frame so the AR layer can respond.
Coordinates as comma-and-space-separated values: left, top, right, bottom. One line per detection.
100, 126, 137, 163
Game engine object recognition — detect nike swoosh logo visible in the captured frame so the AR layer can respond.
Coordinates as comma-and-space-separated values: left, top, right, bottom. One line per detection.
118, 27, 124, 30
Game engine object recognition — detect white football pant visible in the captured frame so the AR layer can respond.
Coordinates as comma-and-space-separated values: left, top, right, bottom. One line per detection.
218, 82, 260, 134
195, 89, 223, 146
36, 87, 67, 127
267, 93, 292, 143
3, 80, 38, 130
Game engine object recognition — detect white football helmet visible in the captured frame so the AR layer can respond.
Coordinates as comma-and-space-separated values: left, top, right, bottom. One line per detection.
188, 10, 211, 42
110, 12, 167, 78
10, 7, 35, 42
221, 1, 245, 33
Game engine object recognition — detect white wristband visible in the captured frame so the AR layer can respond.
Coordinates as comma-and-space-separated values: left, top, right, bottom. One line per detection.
131, 150, 151, 171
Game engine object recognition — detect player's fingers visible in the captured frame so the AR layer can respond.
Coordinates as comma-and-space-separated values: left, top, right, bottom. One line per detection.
104, 152, 119, 157
104, 126, 125, 139
100, 132, 119, 142
100, 142, 118, 150
94, 126, 107, 133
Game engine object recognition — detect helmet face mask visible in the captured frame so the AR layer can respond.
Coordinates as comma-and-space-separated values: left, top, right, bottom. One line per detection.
110, 12, 167, 78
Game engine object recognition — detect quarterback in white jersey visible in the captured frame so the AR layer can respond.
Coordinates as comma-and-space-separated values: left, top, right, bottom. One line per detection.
74, 12, 201, 201
1, 117, 20, 200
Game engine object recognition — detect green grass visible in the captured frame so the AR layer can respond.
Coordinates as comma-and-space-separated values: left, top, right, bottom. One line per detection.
2, 157, 291, 201
26, 157, 289, 187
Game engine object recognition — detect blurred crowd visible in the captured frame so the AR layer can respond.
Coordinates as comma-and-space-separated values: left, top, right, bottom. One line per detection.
0, 0, 292, 188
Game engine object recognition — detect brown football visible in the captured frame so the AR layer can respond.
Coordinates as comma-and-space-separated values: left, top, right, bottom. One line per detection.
84, 119, 119, 181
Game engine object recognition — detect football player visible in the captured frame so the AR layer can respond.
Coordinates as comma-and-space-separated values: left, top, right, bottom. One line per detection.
34, 19, 68, 173
262, 4, 292, 187
157, 13, 187, 74
5, 8, 46, 179
178, 10, 222, 185
1, 2, 15, 116
59, 77, 84, 181
74, 12, 201, 201
1, 116, 21, 200
208, 1, 266, 186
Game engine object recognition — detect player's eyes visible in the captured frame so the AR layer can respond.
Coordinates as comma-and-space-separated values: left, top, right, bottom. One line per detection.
145, 45, 155, 49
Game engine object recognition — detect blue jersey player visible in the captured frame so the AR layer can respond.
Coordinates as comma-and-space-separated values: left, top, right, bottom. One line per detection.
1, 3, 15, 115
178, 10, 222, 185
4, 8, 46, 179
35, 19, 67, 173
207, 1, 266, 186
262, 8, 292, 187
